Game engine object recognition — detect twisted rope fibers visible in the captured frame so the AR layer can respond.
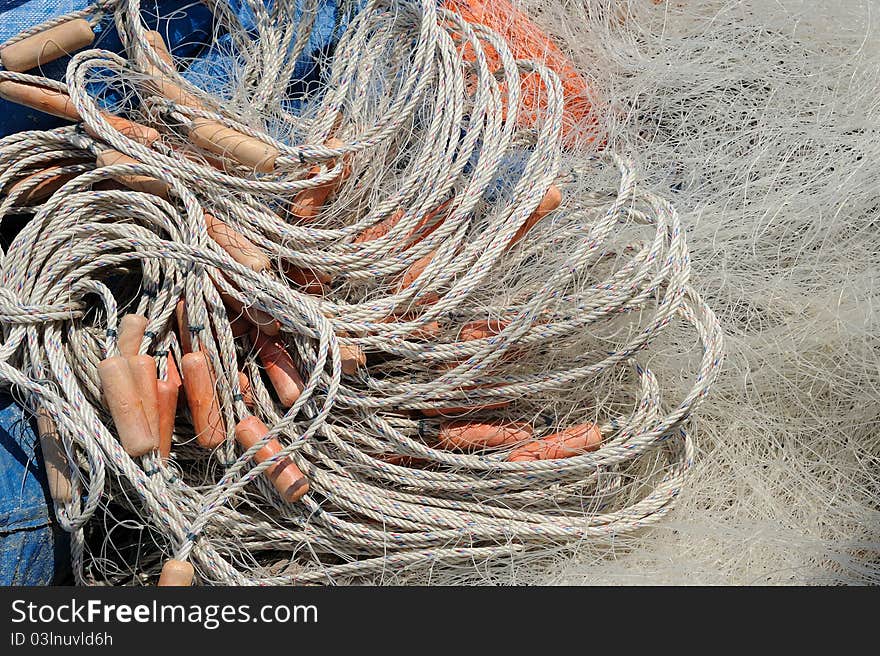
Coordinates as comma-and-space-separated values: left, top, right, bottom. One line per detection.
0, 0, 724, 585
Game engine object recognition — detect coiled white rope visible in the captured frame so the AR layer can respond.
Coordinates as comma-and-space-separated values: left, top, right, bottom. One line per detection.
0, 0, 723, 585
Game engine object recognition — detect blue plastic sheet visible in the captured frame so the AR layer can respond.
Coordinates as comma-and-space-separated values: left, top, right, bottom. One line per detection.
0, 395, 69, 585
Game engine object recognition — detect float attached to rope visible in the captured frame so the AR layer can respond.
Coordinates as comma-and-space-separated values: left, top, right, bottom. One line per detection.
0, 0, 723, 585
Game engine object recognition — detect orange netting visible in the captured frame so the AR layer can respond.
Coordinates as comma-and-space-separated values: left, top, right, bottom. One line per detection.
444, 0, 601, 145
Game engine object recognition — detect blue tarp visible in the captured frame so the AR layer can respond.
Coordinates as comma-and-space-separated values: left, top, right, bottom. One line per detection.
0, 394, 69, 585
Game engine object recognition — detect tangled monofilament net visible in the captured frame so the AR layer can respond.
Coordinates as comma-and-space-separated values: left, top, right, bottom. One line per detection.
513, 0, 880, 586
0, 0, 727, 584
4, 0, 877, 587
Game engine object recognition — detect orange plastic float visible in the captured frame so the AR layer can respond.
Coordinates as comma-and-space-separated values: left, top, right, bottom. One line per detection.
238, 371, 254, 407
96, 150, 170, 198
6, 165, 83, 206
354, 201, 449, 245
507, 423, 602, 461
0, 80, 79, 120
165, 350, 183, 390
142, 31, 277, 172
174, 300, 194, 353
509, 184, 562, 245
377, 314, 442, 340
180, 351, 226, 448
250, 329, 305, 407
97, 355, 157, 457
118, 313, 148, 357
437, 420, 532, 450
339, 339, 366, 376
156, 379, 178, 460
144, 30, 175, 68
188, 119, 279, 173
0, 19, 95, 72
36, 410, 72, 503
282, 264, 332, 295
458, 318, 510, 341
157, 559, 194, 586
204, 213, 271, 272
289, 138, 351, 221
84, 115, 161, 146
127, 354, 161, 444
234, 416, 309, 503
220, 291, 280, 336
0, 82, 162, 148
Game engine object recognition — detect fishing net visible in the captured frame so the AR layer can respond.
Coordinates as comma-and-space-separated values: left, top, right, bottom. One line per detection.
1, 0, 875, 586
